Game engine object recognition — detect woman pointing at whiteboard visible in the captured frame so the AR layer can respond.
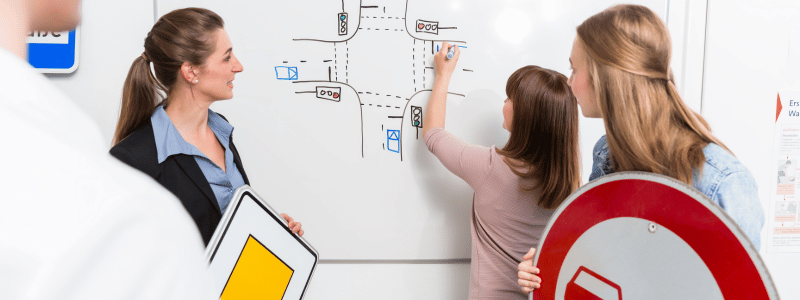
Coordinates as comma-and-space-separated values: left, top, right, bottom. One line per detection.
424, 42, 581, 299
110, 8, 303, 246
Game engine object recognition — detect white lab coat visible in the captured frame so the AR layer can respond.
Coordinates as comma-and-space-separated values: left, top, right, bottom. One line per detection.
0, 48, 214, 299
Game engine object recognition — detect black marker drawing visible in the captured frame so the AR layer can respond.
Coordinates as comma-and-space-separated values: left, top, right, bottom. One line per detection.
279, 0, 471, 161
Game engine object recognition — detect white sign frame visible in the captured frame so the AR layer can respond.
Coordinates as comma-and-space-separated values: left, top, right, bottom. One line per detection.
205, 185, 319, 299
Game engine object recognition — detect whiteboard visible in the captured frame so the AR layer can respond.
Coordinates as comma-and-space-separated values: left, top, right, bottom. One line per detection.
157, 0, 668, 259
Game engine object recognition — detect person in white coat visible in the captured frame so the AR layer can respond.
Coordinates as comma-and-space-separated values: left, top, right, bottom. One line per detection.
0, 1, 214, 299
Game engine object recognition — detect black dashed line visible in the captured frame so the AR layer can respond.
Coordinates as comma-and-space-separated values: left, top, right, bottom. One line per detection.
334, 43, 338, 81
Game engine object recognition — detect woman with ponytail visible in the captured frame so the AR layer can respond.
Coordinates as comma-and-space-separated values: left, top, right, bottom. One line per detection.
516, 4, 765, 294
111, 8, 302, 246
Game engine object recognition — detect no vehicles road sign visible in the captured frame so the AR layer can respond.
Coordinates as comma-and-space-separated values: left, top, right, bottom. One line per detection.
532, 172, 777, 299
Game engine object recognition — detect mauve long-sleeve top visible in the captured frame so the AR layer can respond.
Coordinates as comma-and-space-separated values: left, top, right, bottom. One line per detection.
424, 127, 555, 299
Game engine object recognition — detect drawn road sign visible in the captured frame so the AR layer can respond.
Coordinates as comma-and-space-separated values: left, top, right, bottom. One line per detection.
531, 172, 777, 300
275, 66, 299, 80
387, 130, 400, 153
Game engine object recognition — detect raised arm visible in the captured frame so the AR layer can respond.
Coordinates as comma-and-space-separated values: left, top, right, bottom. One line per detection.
422, 42, 460, 137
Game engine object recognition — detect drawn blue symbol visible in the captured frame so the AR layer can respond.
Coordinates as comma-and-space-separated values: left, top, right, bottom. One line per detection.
387, 130, 400, 153
275, 66, 298, 80
436, 44, 467, 52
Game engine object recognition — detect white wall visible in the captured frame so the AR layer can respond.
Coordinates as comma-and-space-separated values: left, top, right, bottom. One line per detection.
703, 0, 800, 298
47, 0, 154, 144
41, 0, 796, 298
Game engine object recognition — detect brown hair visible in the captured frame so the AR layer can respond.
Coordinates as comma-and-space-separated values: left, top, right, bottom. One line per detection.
113, 8, 224, 145
497, 66, 581, 209
576, 4, 729, 185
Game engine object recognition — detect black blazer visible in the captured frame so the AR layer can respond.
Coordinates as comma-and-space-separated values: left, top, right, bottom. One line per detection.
110, 118, 249, 246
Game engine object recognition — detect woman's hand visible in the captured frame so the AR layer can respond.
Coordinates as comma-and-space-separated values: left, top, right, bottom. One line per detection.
423, 42, 460, 137
434, 41, 460, 78
281, 213, 304, 236
517, 248, 542, 293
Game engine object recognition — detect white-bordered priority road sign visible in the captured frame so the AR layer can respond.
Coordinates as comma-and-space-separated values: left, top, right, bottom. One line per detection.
206, 185, 318, 300
27, 28, 80, 74
531, 172, 777, 299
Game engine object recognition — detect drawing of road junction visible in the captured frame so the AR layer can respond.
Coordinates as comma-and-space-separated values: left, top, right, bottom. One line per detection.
274, 0, 473, 161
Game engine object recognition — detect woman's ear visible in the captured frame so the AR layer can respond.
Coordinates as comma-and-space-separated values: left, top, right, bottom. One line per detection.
180, 62, 195, 83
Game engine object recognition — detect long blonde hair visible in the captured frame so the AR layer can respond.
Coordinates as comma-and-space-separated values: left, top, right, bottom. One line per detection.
577, 4, 729, 185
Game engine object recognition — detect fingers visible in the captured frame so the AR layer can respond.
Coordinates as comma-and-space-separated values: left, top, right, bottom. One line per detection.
522, 248, 537, 260
281, 213, 303, 235
518, 260, 539, 276
517, 270, 542, 293
288, 220, 300, 234
439, 42, 451, 55
518, 258, 541, 293
281, 213, 292, 223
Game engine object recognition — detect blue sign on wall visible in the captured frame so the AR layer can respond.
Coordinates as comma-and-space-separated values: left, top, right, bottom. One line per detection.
27, 28, 80, 74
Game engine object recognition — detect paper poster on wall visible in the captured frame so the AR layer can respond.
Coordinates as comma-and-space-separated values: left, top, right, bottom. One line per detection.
768, 91, 800, 252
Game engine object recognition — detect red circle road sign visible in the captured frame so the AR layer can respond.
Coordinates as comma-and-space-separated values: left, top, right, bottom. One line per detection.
532, 172, 777, 299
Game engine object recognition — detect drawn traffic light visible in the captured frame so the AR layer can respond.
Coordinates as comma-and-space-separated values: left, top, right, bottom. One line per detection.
316, 86, 341, 102
411, 106, 423, 128
416, 20, 439, 35
338, 13, 348, 36
411, 106, 422, 139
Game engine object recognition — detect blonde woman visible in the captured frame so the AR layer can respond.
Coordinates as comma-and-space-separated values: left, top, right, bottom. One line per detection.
517, 4, 764, 293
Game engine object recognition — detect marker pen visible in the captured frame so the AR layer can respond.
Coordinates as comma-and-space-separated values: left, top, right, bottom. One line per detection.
446, 45, 456, 60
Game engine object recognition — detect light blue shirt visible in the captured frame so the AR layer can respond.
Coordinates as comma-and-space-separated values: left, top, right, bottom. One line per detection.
151, 105, 246, 214
590, 135, 765, 249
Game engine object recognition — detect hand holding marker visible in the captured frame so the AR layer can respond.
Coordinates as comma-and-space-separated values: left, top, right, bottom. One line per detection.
447, 44, 456, 60
435, 42, 460, 77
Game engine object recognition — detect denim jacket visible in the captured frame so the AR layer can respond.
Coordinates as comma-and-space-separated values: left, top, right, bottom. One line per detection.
590, 136, 765, 249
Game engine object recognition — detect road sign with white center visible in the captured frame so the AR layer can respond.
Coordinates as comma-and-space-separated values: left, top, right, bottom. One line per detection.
27, 28, 80, 74
531, 172, 777, 300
